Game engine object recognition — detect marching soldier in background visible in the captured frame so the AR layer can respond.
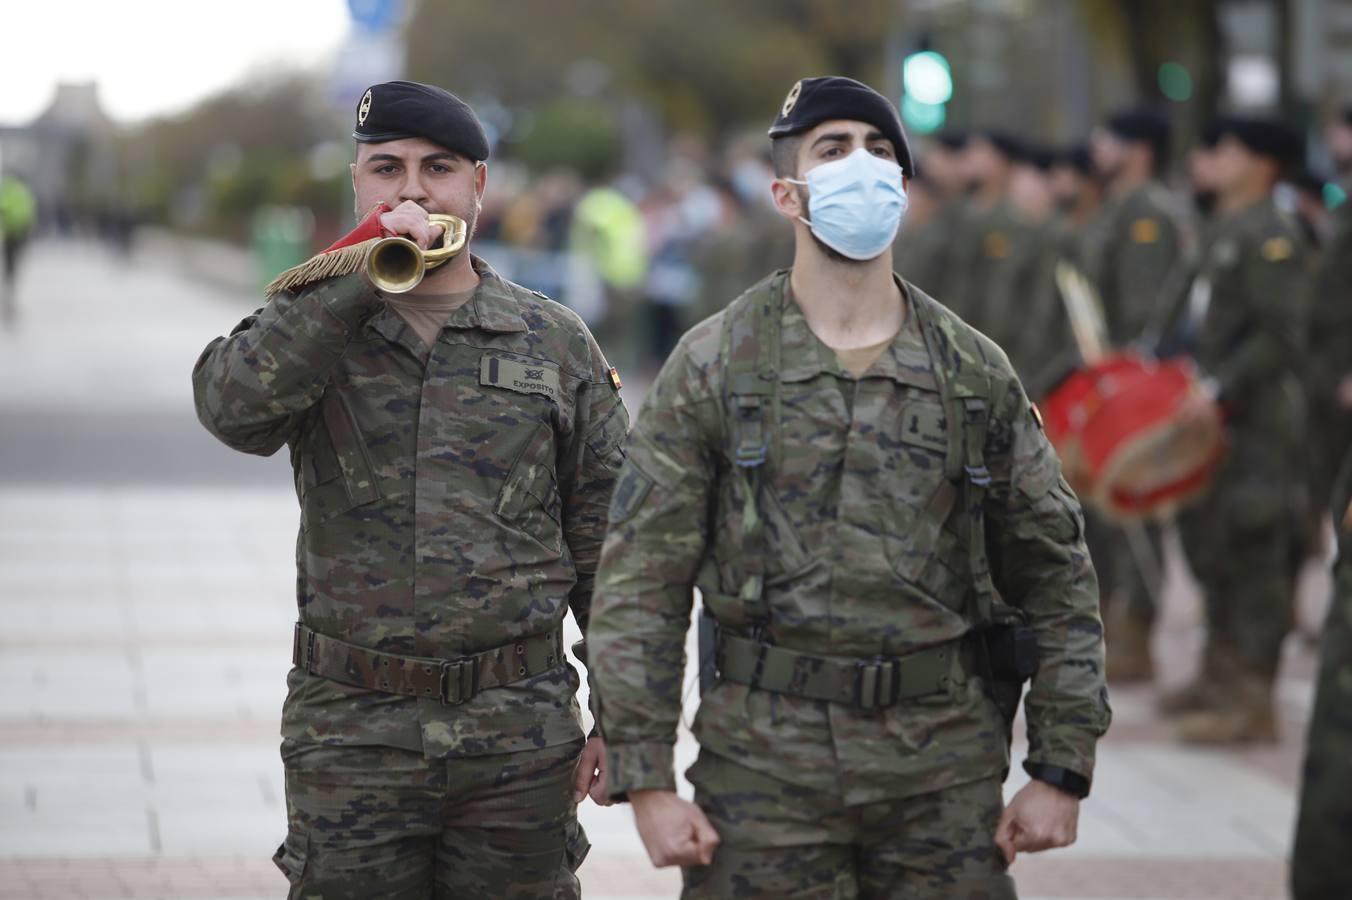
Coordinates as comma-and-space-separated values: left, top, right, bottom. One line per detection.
1282, 110, 1351, 894
894, 131, 969, 301
1082, 109, 1188, 345
1290, 444, 1352, 900
589, 76, 1109, 899
892, 168, 948, 299
1186, 121, 1223, 226
1049, 144, 1102, 255
947, 131, 1033, 327
1003, 141, 1065, 392
1305, 107, 1352, 556
193, 81, 627, 898
1079, 108, 1189, 683
1167, 116, 1310, 744
1031, 144, 1102, 400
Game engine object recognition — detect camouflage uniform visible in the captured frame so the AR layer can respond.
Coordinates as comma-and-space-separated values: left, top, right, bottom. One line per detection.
1305, 196, 1352, 532
944, 200, 1028, 329
945, 200, 1058, 388
894, 196, 964, 303
1018, 214, 1084, 402
1290, 446, 1352, 899
1077, 182, 1188, 677
1001, 217, 1065, 391
1174, 197, 1309, 739
193, 257, 628, 898
1079, 182, 1187, 348
589, 271, 1110, 898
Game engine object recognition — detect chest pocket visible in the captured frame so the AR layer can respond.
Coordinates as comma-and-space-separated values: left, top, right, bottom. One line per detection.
298, 390, 381, 530
880, 391, 969, 609
495, 421, 563, 554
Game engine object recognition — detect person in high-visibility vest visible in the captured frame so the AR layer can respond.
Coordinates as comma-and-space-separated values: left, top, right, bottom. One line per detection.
0, 173, 37, 325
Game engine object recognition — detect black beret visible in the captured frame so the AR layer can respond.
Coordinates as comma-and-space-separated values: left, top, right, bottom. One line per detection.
1290, 167, 1328, 197
1105, 107, 1171, 156
1054, 143, 1094, 176
1213, 116, 1305, 166
353, 80, 489, 162
1019, 142, 1057, 172
768, 76, 913, 175
976, 130, 1025, 162
1198, 117, 1226, 149
935, 130, 969, 151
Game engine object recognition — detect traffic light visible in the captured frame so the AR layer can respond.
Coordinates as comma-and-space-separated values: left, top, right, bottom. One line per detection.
902, 49, 952, 134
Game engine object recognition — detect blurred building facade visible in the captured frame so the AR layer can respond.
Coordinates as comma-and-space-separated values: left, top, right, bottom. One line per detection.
0, 82, 120, 232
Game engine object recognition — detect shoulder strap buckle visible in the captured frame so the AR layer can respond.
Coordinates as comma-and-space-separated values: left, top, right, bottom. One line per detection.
731, 384, 770, 468
735, 444, 768, 468
965, 464, 992, 487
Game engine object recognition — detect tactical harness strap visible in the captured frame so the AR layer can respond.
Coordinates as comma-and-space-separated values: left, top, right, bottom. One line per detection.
912, 304, 1004, 627
292, 623, 565, 705
709, 275, 1025, 703
725, 273, 783, 640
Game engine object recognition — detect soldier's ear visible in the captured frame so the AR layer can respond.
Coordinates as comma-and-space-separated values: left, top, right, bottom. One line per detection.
770, 178, 805, 222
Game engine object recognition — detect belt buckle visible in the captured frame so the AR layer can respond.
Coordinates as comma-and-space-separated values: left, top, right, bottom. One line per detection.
439, 657, 479, 706
854, 659, 899, 710
291, 623, 316, 673
854, 660, 878, 710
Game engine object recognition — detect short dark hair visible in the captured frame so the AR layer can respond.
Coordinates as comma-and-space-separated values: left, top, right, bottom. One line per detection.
770, 135, 804, 178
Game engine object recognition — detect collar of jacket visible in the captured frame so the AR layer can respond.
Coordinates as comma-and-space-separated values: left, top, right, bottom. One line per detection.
365, 254, 529, 345
773, 271, 936, 391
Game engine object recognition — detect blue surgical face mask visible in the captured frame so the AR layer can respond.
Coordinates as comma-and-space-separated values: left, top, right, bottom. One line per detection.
786, 147, 908, 260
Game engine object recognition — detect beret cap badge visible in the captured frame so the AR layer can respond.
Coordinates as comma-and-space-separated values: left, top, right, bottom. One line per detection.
782, 80, 803, 117
358, 89, 373, 126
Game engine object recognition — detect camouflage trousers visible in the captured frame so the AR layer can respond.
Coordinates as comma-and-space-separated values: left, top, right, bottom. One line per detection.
274, 737, 588, 899
1176, 462, 1303, 680
681, 751, 1016, 899
1290, 554, 1352, 900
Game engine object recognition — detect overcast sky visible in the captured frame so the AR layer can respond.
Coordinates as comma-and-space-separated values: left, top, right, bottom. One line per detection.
1, 1, 351, 125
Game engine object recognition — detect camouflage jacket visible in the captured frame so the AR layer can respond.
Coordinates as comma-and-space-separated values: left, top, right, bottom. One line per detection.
193, 257, 629, 756
1193, 197, 1308, 441
589, 271, 1109, 806
893, 197, 964, 303
944, 199, 1030, 328
1308, 199, 1352, 411
1079, 181, 1187, 346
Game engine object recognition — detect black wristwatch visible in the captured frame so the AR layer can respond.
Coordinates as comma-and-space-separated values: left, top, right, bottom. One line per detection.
1023, 762, 1091, 799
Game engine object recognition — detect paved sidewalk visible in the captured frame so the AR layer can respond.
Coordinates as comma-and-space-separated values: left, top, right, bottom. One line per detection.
0, 240, 1328, 899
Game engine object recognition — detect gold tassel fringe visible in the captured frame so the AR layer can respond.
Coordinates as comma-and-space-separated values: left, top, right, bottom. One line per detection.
264, 239, 379, 297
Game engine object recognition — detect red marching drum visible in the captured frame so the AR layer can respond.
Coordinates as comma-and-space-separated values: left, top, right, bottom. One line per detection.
1041, 351, 1226, 520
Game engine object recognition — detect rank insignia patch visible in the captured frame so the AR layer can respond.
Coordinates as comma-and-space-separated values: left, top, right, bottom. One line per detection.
1130, 218, 1160, 243
1261, 237, 1293, 262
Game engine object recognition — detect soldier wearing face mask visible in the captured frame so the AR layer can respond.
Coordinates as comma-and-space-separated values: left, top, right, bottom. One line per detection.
588, 76, 1110, 899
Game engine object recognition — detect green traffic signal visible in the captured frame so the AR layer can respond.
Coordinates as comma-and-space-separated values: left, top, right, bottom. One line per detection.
903, 50, 953, 106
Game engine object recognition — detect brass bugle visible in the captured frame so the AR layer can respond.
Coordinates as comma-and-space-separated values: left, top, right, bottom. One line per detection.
366, 214, 469, 293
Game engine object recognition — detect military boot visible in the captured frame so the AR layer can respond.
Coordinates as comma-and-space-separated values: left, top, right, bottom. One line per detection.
1157, 641, 1233, 716
1174, 671, 1277, 745
1104, 605, 1154, 683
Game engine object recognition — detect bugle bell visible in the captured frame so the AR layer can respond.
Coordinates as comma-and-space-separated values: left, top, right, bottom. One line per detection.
366, 214, 469, 293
